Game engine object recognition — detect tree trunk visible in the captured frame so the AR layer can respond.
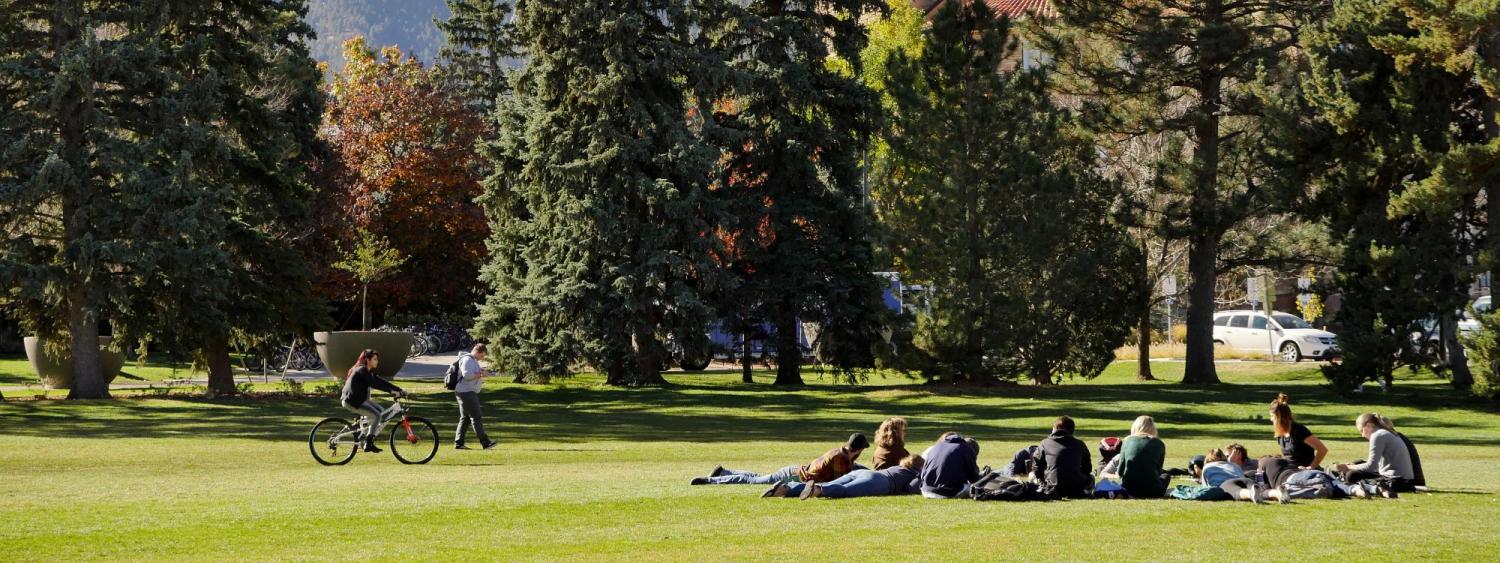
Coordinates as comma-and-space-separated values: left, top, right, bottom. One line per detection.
741, 328, 753, 383
1182, 49, 1223, 386
65, 290, 107, 399
54, 2, 106, 400
361, 283, 369, 330
1137, 306, 1155, 381
772, 310, 803, 385
1441, 313, 1473, 388
205, 337, 236, 397
628, 324, 666, 386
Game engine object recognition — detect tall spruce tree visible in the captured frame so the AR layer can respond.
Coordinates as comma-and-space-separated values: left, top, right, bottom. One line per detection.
1276, 0, 1487, 392
435, 0, 517, 113
702, 0, 887, 385
0, 1, 325, 398
474, 1, 720, 386
882, 1, 1145, 384
1040, 0, 1327, 384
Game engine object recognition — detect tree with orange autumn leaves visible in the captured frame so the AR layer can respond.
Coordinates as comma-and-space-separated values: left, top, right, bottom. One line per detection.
312, 37, 488, 319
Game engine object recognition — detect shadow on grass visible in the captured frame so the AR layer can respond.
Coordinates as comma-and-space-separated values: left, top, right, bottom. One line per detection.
2, 376, 1496, 449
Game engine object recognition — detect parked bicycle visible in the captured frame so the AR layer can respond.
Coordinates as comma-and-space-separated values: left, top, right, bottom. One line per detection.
308, 396, 438, 465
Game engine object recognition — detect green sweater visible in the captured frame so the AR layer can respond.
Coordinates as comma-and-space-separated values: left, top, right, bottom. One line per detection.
1117, 436, 1167, 498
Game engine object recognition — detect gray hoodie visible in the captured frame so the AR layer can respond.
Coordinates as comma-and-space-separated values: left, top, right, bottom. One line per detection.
454, 353, 484, 394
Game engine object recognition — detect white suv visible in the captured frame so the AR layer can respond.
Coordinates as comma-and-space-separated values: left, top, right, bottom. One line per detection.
1212, 310, 1338, 362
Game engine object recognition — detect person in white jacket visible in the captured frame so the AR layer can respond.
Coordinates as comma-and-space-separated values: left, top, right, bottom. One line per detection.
454, 343, 496, 450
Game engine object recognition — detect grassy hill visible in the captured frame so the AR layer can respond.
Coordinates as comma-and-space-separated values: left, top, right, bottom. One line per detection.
306, 0, 452, 71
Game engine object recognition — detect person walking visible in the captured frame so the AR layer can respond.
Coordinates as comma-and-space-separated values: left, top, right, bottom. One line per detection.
454, 343, 496, 450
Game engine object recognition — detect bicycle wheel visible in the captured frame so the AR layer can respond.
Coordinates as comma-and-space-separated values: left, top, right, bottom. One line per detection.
389, 416, 439, 465
309, 418, 360, 466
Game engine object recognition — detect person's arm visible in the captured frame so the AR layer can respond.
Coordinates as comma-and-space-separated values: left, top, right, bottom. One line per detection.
965, 450, 981, 482
1348, 434, 1381, 473
460, 356, 483, 382
1100, 456, 1121, 479
1031, 446, 1048, 481
366, 371, 403, 395
1304, 435, 1329, 469
1082, 448, 1094, 481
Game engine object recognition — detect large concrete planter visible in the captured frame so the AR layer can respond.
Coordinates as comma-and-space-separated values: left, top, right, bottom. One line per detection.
314, 331, 414, 379
23, 336, 125, 389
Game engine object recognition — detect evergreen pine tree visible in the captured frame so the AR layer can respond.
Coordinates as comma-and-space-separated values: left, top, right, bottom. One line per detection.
435, 0, 517, 113
474, 1, 720, 386
702, 0, 887, 385
1040, 0, 1328, 384
1278, 0, 1487, 392
882, 1, 1144, 384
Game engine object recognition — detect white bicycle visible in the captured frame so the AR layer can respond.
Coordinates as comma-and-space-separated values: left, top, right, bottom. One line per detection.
308, 396, 438, 465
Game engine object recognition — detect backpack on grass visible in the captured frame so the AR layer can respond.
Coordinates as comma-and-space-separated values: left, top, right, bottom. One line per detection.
970, 472, 1041, 501
1170, 484, 1232, 501
1282, 470, 1336, 500
442, 355, 465, 390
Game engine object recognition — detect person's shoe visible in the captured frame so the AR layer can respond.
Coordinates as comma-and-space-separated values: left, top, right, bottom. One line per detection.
761, 483, 788, 498
1249, 482, 1265, 504
799, 484, 821, 500
364, 440, 383, 454
454, 443, 470, 450
481, 441, 498, 450
1276, 483, 1291, 504
709, 465, 727, 478
690, 477, 711, 486
1376, 480, 1398, 499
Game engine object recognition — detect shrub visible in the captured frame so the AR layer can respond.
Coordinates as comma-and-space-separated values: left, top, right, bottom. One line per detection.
1463, 311, 1500, 399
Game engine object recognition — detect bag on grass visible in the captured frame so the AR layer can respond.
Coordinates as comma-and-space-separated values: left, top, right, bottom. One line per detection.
1170, 484, 1232, 501
1093, 479, 1128, 499
1282, 470, 1336, 500
970, 472, 1040, 501
442, 355, 465, 391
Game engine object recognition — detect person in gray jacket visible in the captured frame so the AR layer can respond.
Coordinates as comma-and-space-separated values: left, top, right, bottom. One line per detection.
454, 343, 496, 450
1332, 413, 1415, 495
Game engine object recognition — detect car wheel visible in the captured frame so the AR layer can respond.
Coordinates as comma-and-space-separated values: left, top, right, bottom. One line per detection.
1280, 342, 1301, 362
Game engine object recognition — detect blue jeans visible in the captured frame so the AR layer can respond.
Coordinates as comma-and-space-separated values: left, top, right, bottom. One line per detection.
783, 470, 891, 498
708, 465, 799, 485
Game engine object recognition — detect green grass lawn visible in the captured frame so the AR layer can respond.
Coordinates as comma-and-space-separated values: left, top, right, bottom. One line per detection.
0, 353, 205, 387
1, 362, 1498, 560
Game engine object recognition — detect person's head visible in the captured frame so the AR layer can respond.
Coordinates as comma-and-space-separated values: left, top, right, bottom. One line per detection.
939, 431, 960, 442
1205, 448, 1228, 463
845, 433, 870, 459
1053, 415, 1075, 436
1130, 415, 1158, 438
1376, 414, 1397, 432
900, 454, 925, 472
875, 417, 907, 449
962, 437, 981, 456
1355, 413, 1386, 439
1226, 443, 1249, 465
349, 349, 379, 378
1269, 393, 1295, 437
471, 342, 488, 362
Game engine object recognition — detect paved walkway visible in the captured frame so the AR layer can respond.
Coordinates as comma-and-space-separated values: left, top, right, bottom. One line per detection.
0, 352, 463, 392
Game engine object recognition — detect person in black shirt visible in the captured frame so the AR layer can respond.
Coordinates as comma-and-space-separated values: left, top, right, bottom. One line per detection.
1268, 393, 1327, 470
340, 349, 405, 453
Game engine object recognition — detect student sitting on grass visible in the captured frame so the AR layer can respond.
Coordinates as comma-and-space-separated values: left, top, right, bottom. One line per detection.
918, 433, 981, 499
691, 434, 869, 486
1033, 416, 1092, 499
1331, 413, 1416, 496
1377, 414, 1426, 488
764, 455, 925, 499
870, 417, 910, 471
1108, 416, 1168, 498
1268, 393, 1328, 469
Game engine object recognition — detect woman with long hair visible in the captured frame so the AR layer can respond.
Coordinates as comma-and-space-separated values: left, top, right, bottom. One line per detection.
870, 417, 909, 470
1113, 415, 1168, 498
1332, 413, 1417, 496
1256, 393, 1329, 495
340, 349, 406, 453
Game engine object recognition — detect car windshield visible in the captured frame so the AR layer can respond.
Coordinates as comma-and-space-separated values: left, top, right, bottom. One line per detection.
1273, 314, 1312, 329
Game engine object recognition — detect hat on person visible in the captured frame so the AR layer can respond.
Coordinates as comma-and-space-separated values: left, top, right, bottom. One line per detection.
1099, 436, 1121, 451
846, 433, 870, 450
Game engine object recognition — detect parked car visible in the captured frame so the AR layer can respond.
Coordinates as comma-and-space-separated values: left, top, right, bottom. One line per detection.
1212, 310, 1338, 362
1409, 295, 1491, 365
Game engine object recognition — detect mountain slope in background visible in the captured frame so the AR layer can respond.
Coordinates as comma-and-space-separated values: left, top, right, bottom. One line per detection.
307, 0, 451, 71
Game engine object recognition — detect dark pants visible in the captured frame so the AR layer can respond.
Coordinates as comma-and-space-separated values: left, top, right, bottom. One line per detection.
1339, 467, 1414, 492
1258, 456, 1297, 488
1219, 477, 1255, 498
455, 391, 490, 446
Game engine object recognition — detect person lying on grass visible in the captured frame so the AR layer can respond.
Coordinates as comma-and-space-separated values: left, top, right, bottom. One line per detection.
1207, 447, 1290, 504
763, 455, 925, 500
691, 433, 869, 486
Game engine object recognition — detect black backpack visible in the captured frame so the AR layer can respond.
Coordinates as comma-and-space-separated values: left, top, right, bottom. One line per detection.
442, 355, 464, 390
970, 471, 1040, 501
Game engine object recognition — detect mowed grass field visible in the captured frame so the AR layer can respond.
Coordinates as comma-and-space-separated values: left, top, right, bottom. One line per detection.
1, 362, 1498, 561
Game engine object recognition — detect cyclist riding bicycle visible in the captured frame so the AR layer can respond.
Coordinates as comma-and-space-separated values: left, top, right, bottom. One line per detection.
340, 349, 406, 453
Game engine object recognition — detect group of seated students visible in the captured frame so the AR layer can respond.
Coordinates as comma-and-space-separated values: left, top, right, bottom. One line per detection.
688, 393, 1425, 502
